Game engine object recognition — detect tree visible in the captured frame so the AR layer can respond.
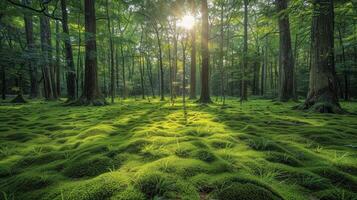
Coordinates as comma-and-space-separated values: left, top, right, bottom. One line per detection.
189, 0, 196, 99
61, 0, 76, 101
300, 0, 342, 113
198, 0, 211, 103
23, 0, 38, 98
240, 0, 248, 102
276, 0, 295, 102
105, 0, 115, 103
77, 0, 106, 105
40, 15, 55, 100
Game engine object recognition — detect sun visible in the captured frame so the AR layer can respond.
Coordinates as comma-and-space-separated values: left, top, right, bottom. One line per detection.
178, 14, 195, 30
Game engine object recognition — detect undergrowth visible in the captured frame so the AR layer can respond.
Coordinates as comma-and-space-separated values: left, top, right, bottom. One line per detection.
0, 98, 356, 200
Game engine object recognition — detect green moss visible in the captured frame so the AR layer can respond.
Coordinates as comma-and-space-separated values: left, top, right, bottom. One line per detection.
266, 152, 302, 167
192, 149, 216, 162
315, 189, 357, 200
63, 155, 117, 178
6, 172, 55, 193
135, 172, 199, 199
110, 187, 145, 200
45, 173, 126, 200
0, 99, 356, 199
215, 182, 283, 200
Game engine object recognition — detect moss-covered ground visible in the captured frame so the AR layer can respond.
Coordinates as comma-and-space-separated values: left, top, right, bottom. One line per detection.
0, 98, 357, 200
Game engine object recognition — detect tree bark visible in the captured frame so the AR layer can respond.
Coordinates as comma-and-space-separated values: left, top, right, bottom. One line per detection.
276, 0, 296, 101
76, 0, 106, 105
198, 0, 211, 103
105, 0, 115, 103
153, 25, 165, 101
61, 0, 76, 101
40, 16, 54, 100
300, 0, 341, 113
55, 21, 61, 97
189, 0, 196, 99
1, 65, 5, 100
241, 0, 248, 101
23, 0, 38, 98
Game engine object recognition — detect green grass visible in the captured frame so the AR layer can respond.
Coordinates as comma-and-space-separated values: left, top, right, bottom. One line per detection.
0, 98, 356, 200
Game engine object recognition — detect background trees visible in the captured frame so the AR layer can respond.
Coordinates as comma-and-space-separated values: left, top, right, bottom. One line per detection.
0, 0, 356, 111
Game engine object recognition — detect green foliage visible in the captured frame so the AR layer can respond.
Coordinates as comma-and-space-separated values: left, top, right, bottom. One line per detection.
0, 99, 356, 199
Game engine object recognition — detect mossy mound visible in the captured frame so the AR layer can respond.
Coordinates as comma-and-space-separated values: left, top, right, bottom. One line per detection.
63, 155, 117, 178
110, 187, 145, 200
135, 172, 199, 199
315, 189, 357, 200
0, 99, 356, 199
192, 149, 216, 162
265, 152, 302, 167
45, 173, 126, 200
215, 182, 283, 200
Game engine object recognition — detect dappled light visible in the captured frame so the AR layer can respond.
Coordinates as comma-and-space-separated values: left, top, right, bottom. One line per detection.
1, 0, 357, 199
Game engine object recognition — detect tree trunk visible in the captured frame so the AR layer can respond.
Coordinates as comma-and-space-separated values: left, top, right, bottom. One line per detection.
146, 56, 155, 98
1, 65, 5, 100
120, 45, 126, 99
276, 0, 296, 101
55, 21, 61, 97
198, 0, 211, 103
337, 24, 349, 101
40, 16, 54, 100
301, 0, 341, 113
77, 0, 106, 105
189, 0, 197, 99
105, 0, 115, 103
61, 0, 76, 101
241, 0, 248, 101
153, 25, 165, 101
23, 0, 38, 98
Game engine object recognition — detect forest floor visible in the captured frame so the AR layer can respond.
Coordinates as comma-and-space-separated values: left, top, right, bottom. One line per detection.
0, 98, 357, 200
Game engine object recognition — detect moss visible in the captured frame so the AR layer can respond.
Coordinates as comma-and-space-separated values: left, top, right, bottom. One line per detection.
247, 138, 285, 152
45, 173, 126, 200
110, 187, 145, 200
6, 172, 55, 193
315, 189, 357, 200
120, 139, 151, 153
135, 172, 199, 199
0, 99, 356, 199
192, 149, 216, 162
215, 182, 283, 200
311, 167, 357, 191
265, 152, 302, 167
63, 155, 116, 178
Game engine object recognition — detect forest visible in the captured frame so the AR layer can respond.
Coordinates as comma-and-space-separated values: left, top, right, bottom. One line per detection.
0, 0, 357, 199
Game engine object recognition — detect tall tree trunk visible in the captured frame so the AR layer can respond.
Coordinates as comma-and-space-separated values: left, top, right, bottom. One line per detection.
337, 24, 349, 101
189, 0, 196, 99
198, 0, 211, 103
241, 0, 248, 101
40, 16, 54, 100
61, 0, 76, 101
55, 21, 61, 97
23, 0, 38, 98
1, 65, 5, 100
78, 0, 105, 105
120, 45, 126, 99
173, 21, 178, 99
105, 0, 115, 103
146, 55, 155, 98
153, 25, 165, 101
219, 2, 225, 103
276, 0, 295, 101
301, 0, 341, 113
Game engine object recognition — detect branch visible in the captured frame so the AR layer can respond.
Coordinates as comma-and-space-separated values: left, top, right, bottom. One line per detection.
5, 0, 62, 21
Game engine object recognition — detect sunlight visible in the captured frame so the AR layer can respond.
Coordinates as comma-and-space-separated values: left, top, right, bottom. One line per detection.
178, 14, 195, 30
